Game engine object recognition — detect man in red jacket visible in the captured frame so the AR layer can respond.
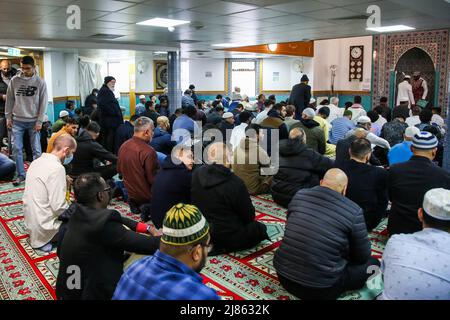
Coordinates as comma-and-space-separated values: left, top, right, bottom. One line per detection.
118, 116, 159, 221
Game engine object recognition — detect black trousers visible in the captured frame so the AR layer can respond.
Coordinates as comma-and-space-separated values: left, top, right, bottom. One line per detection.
129, 199, 152, 222
102, 128, 116, 153
278, 257, 381, 300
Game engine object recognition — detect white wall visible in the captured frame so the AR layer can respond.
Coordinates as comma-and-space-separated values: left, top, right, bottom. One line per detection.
64, 53, 79, 96
189, 59, 225, 92
262, 57, 314, 91
49, 52, 67, 97
135, 53, 154, 92
43, 52, 53, 101
313, 36, 372, 92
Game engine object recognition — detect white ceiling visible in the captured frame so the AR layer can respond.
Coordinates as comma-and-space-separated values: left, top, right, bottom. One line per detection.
0, 0, 448, 59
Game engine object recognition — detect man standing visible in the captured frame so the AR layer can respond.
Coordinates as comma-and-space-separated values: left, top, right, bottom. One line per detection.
83, 88, 98, 116
411, 71, 428, 105
97, 76, 123, 153
117, 117, 159, 221
388, 132, 450, 236
5, 56, 48, 186
396, 75, 415, 107
0, 59, 17, 149
181, 89, 195, 108
289, 74, 311, 119
23, 134, 77, 252
348, 96, 367, 124
189, 84, 199, 105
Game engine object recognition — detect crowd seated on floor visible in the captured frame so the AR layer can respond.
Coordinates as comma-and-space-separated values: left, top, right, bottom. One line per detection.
1, 59, 449, 300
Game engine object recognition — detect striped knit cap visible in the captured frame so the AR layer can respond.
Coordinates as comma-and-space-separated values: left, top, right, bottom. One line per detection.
161, 203, 209, 246
412, 131, 438, 150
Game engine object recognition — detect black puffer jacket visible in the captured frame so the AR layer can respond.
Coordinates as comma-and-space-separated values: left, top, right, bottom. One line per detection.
0, 68, 17, 114
271, 138, 334, 208
191, 164, 267, 250
71, 130, 117, 177
274, 186, 371, 288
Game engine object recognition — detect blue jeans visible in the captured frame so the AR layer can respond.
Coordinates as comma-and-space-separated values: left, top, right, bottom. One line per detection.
12, 120, 42, 178
0, 153, 15, 180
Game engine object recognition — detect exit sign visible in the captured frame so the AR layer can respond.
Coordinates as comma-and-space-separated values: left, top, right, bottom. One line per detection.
7, 48, 20, 56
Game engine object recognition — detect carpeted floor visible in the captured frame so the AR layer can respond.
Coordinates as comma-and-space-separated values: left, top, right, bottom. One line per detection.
0, 180, 388, 300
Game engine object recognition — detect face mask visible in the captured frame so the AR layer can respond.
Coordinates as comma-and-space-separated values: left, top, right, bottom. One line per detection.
63, 153, 74, 165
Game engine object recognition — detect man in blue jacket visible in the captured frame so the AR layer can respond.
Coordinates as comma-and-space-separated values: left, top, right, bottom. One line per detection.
97, 76, 123, 152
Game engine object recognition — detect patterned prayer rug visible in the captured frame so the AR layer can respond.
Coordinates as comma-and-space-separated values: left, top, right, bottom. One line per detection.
0, 181, 388, 300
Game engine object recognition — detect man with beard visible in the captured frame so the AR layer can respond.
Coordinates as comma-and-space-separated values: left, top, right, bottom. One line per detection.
0, 59, 17, 150
113, 203, 220, 300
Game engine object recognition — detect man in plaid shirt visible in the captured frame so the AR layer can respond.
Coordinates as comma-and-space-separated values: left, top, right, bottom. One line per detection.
113, 203, 220, 300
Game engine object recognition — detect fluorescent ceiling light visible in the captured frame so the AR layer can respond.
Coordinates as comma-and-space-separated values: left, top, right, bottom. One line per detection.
19, 46, 46, 49
136, 18, 190, 28
212, 43, 240, 48
366, 25, 415, 32
154, 51, 167, 54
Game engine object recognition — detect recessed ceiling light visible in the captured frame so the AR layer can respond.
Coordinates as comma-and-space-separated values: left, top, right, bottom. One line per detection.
366, 25, 415, 32
19, 46, 46, 49
211, 43, 240, 48
267, 43, 278, 52
136, 18, 190, 28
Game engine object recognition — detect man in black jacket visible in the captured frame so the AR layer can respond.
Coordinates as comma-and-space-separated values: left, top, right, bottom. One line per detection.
114, 114, 138, 154
288, 74, 311, 119
338, 138, 388, 230
71, 121, 117, 180
191, 142, 269, 254
97, 76, 123, 152
0, 60, 16, 150
335, 128, 381, 167
274, 168, 380, 300
56, 172, 161, 300
388, 132, 450, 236
271, 127, 334, 208
83, 88, 98, 116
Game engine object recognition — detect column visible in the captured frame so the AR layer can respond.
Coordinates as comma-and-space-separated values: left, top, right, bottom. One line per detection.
167, 51, 181, 114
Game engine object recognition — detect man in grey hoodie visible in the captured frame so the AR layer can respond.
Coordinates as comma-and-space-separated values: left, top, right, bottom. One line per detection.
5, 56, 48, 186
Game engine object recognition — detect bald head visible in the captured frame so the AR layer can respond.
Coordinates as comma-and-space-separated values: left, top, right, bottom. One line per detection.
289, 127, 307, 144
206, 142, 231, 167
53, 134, 77, 151
320, 169, 348, 195
0, 59, 12, 76
353, 128, 368, 139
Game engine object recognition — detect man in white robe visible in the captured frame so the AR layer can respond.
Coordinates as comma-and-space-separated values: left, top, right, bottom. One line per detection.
23, 134, 77, 251
396, 75, 415, 107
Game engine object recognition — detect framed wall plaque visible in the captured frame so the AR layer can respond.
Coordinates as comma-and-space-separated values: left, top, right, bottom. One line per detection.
349, 45, 364, 82
153, 60, 167, 92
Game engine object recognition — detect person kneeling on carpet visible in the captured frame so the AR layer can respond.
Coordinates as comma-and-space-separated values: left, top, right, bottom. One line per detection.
191, 142, 269, 255
113, 203, 220, 300
274, 168, 380, 300
56, 172, 161, 300
23, 134, 77, 252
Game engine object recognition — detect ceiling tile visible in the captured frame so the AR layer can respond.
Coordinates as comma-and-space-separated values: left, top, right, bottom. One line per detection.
70, 0, 136, 12
301, 7, 363, 19
118, 4, 184, 16
263, 14, 315, 25
0, 2, 60, 15
84, 21, 130, 29
229, 0, 300, 7
318, 0, 374, 6
267, 0, 334, 14
12, 0, 73, 6
143, 0, 216, 10
227, 8, 287, 19
97, 12, 149, 23
190, 1, 258, 15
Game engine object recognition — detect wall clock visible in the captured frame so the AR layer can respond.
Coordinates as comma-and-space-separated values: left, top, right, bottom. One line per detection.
349, 45, 364, 82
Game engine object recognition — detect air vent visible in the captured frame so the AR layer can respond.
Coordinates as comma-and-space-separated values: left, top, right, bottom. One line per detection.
176, 40, 202, 44
88, 33, 125, 40
332, 14, 369, 20
188, 50, 210, 53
